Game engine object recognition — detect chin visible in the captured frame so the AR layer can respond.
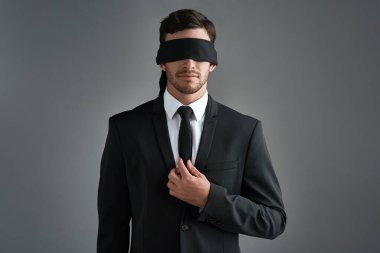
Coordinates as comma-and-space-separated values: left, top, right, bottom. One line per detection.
177, 85, 204, 95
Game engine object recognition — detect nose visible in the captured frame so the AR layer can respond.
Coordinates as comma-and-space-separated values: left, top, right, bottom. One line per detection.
182, 59, 196, 69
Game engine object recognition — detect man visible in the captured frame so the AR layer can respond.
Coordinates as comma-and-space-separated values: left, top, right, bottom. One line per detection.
97, 9, 286, 253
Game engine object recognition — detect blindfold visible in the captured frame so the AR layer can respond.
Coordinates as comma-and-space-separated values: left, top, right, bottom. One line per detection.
156, 38, 218, 65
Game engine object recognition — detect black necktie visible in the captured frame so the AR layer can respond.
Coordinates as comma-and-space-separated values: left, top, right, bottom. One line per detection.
177, 106, 193, 162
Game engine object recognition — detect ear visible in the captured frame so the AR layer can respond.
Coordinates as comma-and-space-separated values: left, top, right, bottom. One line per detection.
160, 64, 166, 71
209, 64, 217, 72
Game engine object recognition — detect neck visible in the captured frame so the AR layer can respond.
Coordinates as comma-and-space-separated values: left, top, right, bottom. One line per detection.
166, 83, 207, 105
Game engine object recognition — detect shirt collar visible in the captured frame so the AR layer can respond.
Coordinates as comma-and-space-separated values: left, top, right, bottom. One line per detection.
164, 88, 208, 122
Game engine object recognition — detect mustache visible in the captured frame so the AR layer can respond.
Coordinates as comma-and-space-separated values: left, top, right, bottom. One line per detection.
175, 70, 201, 77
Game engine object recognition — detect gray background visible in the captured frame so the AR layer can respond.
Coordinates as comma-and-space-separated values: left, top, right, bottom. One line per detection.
1, 0, 379, 252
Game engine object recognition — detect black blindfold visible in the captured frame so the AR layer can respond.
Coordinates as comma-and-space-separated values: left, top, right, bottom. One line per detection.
156, 38, 218, 65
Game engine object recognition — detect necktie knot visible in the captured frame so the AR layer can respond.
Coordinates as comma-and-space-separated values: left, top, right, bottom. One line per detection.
177, 106, 193, 120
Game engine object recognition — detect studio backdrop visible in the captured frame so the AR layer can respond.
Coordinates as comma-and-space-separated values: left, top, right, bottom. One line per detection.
1, 1, 379, 252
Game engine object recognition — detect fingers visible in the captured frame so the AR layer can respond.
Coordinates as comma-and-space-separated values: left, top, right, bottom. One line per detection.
167, 180, 177, 197
167, 169, 178, 196
167, 180, 176, 189
168, 168, 180, 182
186, 160, 202, 177
178, 158, 191, 178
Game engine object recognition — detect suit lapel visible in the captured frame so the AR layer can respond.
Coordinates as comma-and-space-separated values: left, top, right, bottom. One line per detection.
152, 95, 176, 170
195, 95, 218, 172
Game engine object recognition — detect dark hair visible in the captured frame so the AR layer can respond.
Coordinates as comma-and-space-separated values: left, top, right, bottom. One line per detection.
159, 9, 216, 43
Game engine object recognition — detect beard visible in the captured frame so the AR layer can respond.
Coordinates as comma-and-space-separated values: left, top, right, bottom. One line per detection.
167, 69, 208, 94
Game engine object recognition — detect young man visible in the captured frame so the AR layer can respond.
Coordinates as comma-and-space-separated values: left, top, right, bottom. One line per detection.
97, 9, 286, 253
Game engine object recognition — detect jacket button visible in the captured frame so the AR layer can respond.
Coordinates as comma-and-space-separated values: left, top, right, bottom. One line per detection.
181, 224, 190, 232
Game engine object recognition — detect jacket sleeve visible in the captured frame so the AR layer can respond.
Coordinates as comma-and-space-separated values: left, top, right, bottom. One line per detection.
197, 120, 286, 239
97, 117, 131, 252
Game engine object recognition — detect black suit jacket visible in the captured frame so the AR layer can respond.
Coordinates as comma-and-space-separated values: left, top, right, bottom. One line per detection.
97, 95, 286, 253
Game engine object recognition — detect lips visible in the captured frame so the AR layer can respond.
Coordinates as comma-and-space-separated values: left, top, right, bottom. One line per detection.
177, 72, 200, 78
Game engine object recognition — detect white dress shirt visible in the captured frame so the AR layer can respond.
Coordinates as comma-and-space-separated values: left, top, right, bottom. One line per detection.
163, 88, 208, 166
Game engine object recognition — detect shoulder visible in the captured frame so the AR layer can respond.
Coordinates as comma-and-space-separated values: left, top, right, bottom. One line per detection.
107, 98, 158, 130
210, 98, 264, 141
109, 98, 156, 122
215, 99, 260, 127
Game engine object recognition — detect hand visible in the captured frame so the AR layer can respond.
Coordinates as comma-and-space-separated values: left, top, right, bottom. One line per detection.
167, 159, 210, 208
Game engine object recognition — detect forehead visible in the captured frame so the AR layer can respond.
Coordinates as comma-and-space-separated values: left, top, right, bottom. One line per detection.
164, 28, 210, 41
